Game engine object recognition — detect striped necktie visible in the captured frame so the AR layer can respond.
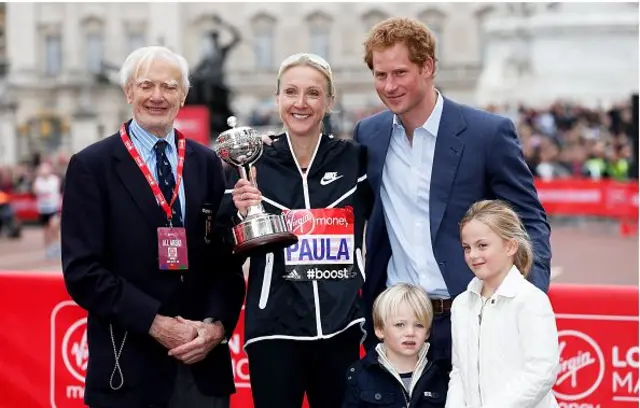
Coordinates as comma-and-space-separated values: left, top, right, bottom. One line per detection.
154, 140, 183, 227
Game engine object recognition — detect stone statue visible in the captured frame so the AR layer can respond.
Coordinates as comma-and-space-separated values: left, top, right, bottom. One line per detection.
186, 15, 241, 138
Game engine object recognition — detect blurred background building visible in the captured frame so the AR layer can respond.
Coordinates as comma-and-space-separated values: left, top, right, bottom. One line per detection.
0, 2, 637, 177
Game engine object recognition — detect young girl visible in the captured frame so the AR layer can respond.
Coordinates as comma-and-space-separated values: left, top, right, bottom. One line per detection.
446, 200, 560, 408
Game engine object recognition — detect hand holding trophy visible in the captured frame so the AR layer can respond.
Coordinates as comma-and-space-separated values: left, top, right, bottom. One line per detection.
213, 117, 298, 255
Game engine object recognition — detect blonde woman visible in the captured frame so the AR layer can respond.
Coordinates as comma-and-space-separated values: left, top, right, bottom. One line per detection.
225, 53, 373, 408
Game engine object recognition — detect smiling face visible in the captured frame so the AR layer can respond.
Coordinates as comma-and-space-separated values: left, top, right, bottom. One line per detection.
371, 42, 433, 117
375, 301, 429, 360
276, 65, 333, 138
461, 219, 517, 285
125, 58, 186, 137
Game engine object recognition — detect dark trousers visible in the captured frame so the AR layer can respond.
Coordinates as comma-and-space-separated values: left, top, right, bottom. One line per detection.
427, 312, 452, 368
90, 364, 229, 408
246, 325, 362, 408
167, 364, 229, 408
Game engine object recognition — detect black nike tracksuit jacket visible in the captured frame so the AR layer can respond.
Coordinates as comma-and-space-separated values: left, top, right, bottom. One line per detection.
219, 133, 373, 347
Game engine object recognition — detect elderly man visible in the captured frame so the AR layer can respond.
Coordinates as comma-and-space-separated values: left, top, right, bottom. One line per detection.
61, 46, 245, 408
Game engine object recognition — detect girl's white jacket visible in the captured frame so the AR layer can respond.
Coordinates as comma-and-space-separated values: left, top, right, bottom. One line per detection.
445, 266, 560, 408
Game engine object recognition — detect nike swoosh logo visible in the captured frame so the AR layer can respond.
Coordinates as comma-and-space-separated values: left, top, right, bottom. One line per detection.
320, 175, 343, 186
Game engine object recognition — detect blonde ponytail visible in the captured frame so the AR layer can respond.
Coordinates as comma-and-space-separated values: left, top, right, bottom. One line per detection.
513, 235, 533, 277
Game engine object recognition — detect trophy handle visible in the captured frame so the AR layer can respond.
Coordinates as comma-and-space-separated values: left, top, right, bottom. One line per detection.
239, 163, 265, 217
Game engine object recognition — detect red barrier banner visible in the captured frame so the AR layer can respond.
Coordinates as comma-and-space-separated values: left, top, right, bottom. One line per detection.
549, 284, 639, 407
0, 272, 636, 407
535, 179, 639, 219
9, 193, 39, 223
175, 106, 211, 147
12, 179, 638, 223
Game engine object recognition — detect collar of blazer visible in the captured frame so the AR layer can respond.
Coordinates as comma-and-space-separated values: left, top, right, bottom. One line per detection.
113, 119, 196, 161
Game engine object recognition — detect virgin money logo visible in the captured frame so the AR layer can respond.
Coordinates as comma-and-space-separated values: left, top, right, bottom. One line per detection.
554, 330, 605, 401
62, 318, 88, 383
284, 210, 315, 235
51, 301, 88, 407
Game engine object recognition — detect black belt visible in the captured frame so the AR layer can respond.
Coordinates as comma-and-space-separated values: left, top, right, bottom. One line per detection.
431, 298, 453, 315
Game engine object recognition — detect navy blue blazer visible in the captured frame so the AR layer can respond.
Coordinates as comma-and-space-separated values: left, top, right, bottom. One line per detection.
60, 125, 246, 408
354, 98, 551, 343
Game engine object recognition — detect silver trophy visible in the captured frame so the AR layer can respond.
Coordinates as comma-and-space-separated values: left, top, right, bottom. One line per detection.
213, 117, 298, 255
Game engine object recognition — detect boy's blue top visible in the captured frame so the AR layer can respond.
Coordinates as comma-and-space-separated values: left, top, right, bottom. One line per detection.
341, 346, 449, 408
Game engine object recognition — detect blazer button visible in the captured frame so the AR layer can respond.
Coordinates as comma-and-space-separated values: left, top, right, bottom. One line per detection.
350, 367, 355, 372
374, 393, 382, 400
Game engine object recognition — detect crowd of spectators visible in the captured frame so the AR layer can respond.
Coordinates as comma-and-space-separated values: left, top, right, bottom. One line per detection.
491, 100, 636, 181
247, 98, 636, 183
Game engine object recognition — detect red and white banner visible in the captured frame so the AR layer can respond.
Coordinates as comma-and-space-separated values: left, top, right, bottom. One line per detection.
549, 284, 639, 407
174, 105, 211, 147
12, 178, 639, 224
0, 271, 255, 408
9, 193, 39, 223
0, 271, 636, 408
535, 179, 638, 220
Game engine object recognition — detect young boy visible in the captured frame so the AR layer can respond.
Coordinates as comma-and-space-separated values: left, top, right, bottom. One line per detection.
342, 283, 448, 407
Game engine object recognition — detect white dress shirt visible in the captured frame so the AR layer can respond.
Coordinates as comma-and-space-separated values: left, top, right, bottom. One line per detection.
129, 119, 187, 222
381, 90, 449, 298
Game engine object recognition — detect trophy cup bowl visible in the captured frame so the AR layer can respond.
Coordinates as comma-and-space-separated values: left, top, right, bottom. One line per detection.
213, 117, 298, 255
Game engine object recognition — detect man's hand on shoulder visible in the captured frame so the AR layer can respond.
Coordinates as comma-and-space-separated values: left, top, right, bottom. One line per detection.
262, 134, 273, 146
149, 315, 198, 350
167, 317, 226, 364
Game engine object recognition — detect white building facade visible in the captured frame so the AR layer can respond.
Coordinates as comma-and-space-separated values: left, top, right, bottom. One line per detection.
1, 2, 491, 164
476, 2, 639, 108
0, 2, 638, 165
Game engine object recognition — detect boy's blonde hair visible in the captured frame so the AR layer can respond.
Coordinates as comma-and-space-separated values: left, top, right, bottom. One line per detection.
373, 283, 434, 331
459, 199, 534, 276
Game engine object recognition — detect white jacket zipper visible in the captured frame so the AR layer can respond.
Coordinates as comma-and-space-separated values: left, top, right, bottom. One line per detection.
286, 132, 324, 336
258, 253, 274, 309
375, 343, 431, 407
477, 297, 491, 405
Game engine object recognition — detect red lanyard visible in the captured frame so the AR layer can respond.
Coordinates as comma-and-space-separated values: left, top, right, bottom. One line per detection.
120, 123, 186, 225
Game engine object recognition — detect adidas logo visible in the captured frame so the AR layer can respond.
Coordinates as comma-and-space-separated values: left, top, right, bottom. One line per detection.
284, 269, 302, 280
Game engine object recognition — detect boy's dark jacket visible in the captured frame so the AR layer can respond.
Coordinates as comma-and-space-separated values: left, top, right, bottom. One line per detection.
342, 346, 448, 408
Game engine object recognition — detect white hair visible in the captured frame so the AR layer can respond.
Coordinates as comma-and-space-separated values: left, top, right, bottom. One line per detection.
119, 46, 190, 93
